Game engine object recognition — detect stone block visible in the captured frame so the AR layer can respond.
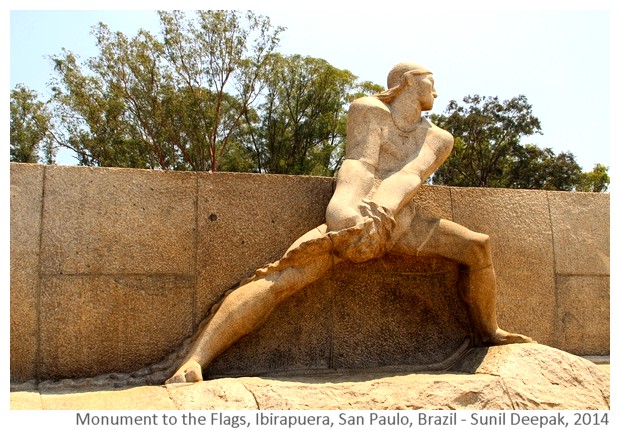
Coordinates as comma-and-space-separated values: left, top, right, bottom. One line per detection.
450, 188, 556, 345
10, 163, 44, 382
40, 166, 196, 275
39, 275, 194, 379
206, 254, 469, 376
555, 275, 610, 356
196, 173, 333, 324
8, 164, 611, 382
330, 255, 469, 369
10, 344, 611, 411
197, 181, 453, 376
548, 192, 610, 276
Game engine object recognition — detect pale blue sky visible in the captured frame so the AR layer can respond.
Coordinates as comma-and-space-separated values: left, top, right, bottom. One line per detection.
5, 2, 618, 172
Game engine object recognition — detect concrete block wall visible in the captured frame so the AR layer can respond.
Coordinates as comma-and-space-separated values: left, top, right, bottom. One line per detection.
9, 163, 610, 382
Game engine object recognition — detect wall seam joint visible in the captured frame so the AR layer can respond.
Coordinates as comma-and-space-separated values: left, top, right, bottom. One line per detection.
34, 165, 48, 384
546, 191, 560, 348
193, 173, 199, 329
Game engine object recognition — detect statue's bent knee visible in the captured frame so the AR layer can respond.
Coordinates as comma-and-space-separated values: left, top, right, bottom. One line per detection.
467, 233, 492, 269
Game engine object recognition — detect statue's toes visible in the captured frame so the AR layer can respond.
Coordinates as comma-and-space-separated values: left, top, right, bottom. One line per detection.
184, 367, 203, 383
165, 373, 187, 385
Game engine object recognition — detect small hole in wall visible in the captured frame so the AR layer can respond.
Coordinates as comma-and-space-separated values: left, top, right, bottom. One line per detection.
209, 213, 218, 222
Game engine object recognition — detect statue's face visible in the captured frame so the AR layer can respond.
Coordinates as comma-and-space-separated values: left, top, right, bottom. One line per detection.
415, 74, 437, 111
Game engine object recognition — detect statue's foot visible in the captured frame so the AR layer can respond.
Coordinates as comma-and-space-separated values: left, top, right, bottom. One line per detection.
486, 328, 536, 345
165, 360, 203, 384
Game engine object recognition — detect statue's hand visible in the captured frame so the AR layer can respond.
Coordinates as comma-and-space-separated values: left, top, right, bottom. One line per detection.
329, 199, 396, 263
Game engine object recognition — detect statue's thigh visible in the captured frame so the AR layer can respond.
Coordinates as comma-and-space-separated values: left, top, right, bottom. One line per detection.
392, 213, 486, 265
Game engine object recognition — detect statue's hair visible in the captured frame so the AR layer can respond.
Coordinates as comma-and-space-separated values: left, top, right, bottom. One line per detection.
374, 61, 431, 103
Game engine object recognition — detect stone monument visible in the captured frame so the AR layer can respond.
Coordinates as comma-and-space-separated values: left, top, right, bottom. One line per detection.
10, 62, 609, 410
166, 61, 533, 384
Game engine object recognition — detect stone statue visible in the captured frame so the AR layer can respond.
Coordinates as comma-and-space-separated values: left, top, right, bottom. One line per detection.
166, 61, 534, 384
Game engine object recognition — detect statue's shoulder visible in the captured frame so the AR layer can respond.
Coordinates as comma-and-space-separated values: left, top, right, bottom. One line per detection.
344, 96, 389, 163
348, 96, 390, 117
427, 119, 454, 145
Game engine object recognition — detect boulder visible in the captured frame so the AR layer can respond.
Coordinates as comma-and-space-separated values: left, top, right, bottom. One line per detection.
14, 344, 608, 410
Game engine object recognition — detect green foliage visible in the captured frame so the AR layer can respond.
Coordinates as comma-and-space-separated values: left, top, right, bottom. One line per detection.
249, 54, 365, 175
157, 10, 284, 171
431, 95, 542, 188
503, 144, 583, 191
577, 164, 609, 192
37, 11, 379, 175
431, 95, 609, 192
13, 11, 608, 189
48, 11, 283, 171
10, 85, 55, 164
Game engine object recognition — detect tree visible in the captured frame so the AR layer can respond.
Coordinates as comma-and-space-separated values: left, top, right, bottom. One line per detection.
577, 164, 609, 192
249, 54, 364, 175
430, 95, 543, 188
41, 12, 391, 176
50, 33, 168, 169
48, 11, 283, 171
158, 10, 283, 171
430, 95, 609, 192
10, 85, 55, 164
503, 144, 583, 190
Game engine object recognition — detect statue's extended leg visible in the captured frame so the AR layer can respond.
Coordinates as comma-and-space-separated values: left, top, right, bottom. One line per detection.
392, 214, 534, 346
166, 227, 333, 384
458, 262, 533, 345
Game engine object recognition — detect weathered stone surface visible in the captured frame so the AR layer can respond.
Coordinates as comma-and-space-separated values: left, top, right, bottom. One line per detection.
207, 255, 468, 377
242, 372, 508, 410
555, 275, 610, 355
166, 378, 258, 409
450, 187, 556, 346
412, 184, 453, 220
246, 345, 608, 410
40, 165, 196, 275
207, 279, 333, 377
40, 386, 175, 410
455, 344, 610, 409
195, 172, 333, 325
10, 163, 44, 382
330, 256, 468, 369
9, 163, 610, 383
11, 345, 609, 410
549, 192, 611, 356
39, 275, 194, 380
548, 191, 609, 276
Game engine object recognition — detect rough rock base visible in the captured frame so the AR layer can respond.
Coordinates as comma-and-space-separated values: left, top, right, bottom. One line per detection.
10, 344, 609, 410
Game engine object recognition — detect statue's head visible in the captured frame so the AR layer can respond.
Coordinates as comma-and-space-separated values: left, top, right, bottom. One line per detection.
376, 62, 434, 107
386, 62, 432, 90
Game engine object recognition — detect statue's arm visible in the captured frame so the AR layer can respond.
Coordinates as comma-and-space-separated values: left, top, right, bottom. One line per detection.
372, 127, 454, 216
326, 158, 375, 232
325, 99, 383, 232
